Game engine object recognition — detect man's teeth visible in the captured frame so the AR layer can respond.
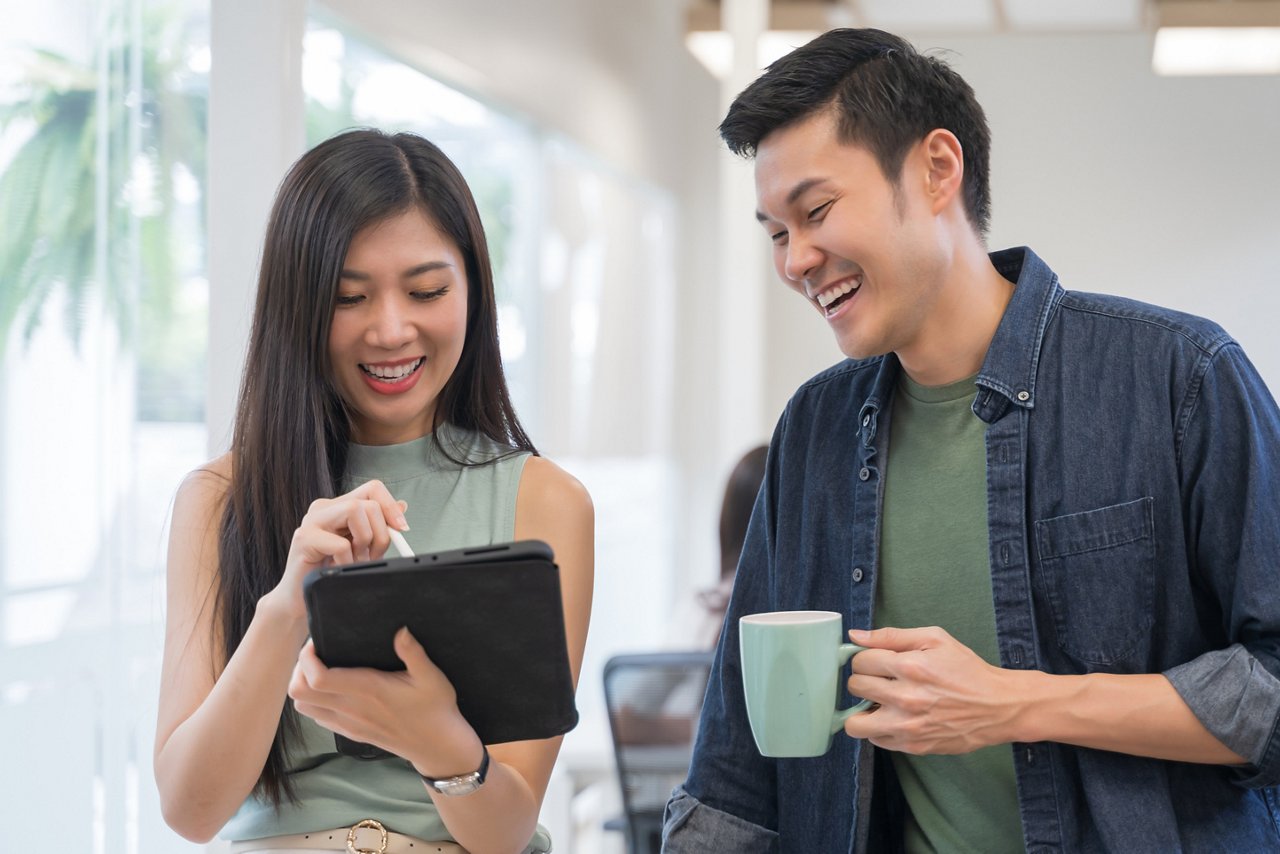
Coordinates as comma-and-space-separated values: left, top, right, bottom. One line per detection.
816, 279, 860, 308
361, 357, 423, 381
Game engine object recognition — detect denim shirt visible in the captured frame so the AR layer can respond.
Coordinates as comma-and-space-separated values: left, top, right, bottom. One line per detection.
664, 248, 1280, 853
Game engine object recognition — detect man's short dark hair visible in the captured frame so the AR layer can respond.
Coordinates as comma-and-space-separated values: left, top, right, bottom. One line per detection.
720, 28, 992, 237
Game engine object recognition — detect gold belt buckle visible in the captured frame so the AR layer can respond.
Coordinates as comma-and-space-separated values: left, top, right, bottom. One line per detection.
347, 818, 389, 854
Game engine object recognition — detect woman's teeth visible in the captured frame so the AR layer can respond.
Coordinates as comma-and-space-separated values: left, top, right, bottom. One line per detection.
360, 357, 423, 381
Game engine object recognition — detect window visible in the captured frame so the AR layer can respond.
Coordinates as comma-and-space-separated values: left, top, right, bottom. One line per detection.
0, 1, 208, 849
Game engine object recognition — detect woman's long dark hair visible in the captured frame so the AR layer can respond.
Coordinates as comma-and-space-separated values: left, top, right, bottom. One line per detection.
215, 130, 534, 805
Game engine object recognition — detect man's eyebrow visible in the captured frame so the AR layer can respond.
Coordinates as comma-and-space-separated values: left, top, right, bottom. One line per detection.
786, 177, 829, 206
755, 177, 831, 222
339, 260, 453, 281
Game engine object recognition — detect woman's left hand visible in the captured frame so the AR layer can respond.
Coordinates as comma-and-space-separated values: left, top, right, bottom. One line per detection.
289, 627, 485, 777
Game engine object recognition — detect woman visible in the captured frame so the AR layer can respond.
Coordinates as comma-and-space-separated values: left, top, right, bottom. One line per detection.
154, 130, 593, 854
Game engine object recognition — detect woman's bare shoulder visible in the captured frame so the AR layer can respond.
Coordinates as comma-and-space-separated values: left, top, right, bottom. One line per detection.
518, 455, 592, 515
173, 452, 234, 528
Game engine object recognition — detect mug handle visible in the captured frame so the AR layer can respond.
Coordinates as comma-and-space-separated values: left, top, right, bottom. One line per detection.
830, 642, 874, 733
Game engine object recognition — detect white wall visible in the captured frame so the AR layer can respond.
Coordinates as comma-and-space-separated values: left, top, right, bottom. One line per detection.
764, 31, 1280, 412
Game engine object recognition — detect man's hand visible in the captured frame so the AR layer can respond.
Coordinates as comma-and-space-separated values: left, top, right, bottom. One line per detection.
842, 625, 1023, 754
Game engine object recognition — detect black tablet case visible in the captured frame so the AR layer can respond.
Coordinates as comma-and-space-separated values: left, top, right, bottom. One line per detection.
303, 539, 578, 759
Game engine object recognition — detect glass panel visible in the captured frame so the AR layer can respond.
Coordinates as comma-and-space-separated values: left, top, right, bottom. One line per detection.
0, 0, 208, 849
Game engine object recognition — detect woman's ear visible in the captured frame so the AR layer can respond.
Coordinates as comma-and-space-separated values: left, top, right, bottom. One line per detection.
921, 128, 965, 216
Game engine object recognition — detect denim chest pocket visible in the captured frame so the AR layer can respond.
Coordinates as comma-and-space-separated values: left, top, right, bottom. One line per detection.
1034, 497, 1155, 667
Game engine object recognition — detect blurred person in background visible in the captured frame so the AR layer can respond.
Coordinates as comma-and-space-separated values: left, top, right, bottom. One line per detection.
694, 444, 769, 648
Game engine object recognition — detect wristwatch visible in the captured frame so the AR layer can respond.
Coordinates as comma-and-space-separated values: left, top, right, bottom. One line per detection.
419, 745, 490, 796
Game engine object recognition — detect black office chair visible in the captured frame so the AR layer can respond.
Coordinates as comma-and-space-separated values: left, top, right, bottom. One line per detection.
602, 651, 715, 854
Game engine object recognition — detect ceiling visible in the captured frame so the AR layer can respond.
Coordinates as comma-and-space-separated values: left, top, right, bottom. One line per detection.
687, 0, 1280, 34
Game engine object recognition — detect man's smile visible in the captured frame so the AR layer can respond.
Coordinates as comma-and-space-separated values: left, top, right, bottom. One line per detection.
813, 275, 862, 316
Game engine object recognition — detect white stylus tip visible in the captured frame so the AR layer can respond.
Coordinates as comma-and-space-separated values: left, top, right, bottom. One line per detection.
388, 528, 414, 558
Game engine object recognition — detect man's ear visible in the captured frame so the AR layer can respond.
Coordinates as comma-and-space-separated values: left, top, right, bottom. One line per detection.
921, 128, 964, 216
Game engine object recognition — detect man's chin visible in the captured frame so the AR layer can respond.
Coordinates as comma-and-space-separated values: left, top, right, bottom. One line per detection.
836, 338, 885, 362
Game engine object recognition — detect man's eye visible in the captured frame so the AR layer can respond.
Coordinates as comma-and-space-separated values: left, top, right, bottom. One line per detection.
770, 231, 788, 244
808, 201, 833, 220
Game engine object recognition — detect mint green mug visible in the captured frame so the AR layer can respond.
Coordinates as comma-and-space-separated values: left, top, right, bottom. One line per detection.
739, 610, 873, 757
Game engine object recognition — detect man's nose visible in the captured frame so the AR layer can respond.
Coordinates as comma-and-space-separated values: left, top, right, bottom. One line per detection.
784, 235, 822, 283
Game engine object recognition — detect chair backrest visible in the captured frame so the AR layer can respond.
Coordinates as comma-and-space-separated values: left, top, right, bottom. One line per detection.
602, 651, 715, 853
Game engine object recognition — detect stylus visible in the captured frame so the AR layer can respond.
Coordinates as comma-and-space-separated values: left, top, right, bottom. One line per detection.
388, 528, 414, 558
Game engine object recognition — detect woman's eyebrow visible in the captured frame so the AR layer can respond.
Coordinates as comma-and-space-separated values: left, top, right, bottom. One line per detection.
339, 260, 454, 281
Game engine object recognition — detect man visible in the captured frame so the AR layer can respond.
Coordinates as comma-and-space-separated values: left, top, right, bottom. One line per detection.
664, 28, 1280, 852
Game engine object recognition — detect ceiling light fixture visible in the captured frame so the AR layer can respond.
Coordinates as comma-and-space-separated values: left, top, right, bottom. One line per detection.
1154, 26, 1280, 74
684, 29, 821, 79
1152, 0, 1280, 75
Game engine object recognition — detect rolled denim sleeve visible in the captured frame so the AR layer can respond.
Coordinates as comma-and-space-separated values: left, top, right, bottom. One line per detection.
1165, 644, 1280, 782
662, 784, 779, 853
1173, 342, 1280, 787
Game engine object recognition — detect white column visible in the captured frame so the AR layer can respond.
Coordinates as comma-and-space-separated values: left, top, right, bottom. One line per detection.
207, 0, 307, 456
717, 0, 770, 471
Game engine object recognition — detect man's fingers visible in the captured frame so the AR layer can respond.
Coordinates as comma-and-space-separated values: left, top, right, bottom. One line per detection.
850, 625, 949, 652
846, 672, 898, 706
842, 703, 889, 740
845, 647, 897, 678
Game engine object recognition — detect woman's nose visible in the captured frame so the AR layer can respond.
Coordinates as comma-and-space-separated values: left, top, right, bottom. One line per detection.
366, 298, 415, 348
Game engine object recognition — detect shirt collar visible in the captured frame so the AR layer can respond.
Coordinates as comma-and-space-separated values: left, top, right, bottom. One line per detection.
860, 246, 1061, 430
973, 246, 1062, 422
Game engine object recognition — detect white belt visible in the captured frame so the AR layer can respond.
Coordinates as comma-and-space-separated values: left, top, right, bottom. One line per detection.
229, 818, 468, 854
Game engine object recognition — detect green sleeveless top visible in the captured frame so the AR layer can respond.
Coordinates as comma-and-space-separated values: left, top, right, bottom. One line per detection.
222, 424, 550, 851
877, 374, 1023, 853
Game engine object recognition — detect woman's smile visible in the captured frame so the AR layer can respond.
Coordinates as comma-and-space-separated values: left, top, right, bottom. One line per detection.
359, 356, 426, 394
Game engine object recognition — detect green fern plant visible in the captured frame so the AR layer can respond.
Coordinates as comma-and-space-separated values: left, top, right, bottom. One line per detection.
0, 14, 207, 361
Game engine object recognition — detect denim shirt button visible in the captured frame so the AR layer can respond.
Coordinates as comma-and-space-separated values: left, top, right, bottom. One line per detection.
862, 414, 870, 427
852, 567, 864, 582
859, 466, 871, 481
1016, 390, 1030, 402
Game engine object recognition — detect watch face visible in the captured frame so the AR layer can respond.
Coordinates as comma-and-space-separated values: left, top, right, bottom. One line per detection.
433, 773, 482, 797
422, 745, 488, 796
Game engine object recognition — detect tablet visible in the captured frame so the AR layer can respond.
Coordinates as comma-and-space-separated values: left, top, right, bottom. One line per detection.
303, 539, 579, 760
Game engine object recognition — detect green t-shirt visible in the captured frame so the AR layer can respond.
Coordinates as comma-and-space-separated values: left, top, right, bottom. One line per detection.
876, 372, 1024, 853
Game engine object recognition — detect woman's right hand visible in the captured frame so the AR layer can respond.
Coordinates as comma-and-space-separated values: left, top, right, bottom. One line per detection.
260, 478, 409, 625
